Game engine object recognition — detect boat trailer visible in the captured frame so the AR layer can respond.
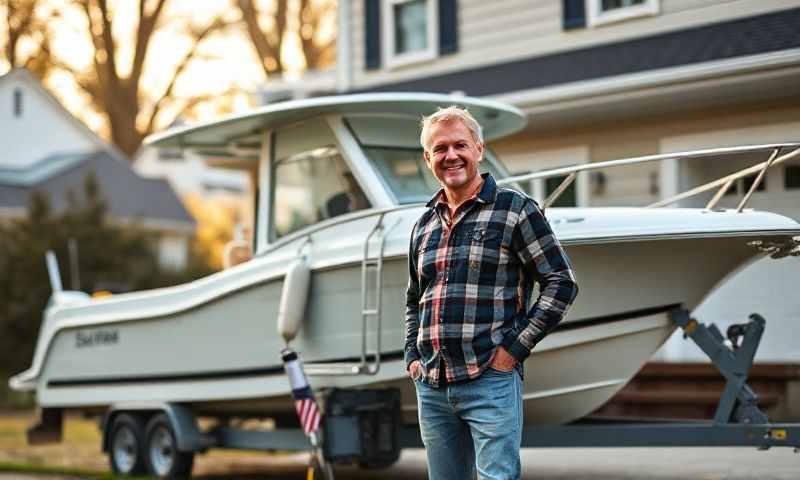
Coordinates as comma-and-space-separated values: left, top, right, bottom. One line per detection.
288, 306, 800, 477
29, 307, 799, 478
341, 307, 800, 466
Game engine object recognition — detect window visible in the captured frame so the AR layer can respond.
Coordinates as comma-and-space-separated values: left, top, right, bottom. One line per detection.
271, 120, 371, 239
586, 0, 659, 27
13, 88, 22, 117
785, 165, 800, 190
723, 173, 765, 196
742, 173, 766, 193
545, 175, 577, 207
382, 0, 438, 68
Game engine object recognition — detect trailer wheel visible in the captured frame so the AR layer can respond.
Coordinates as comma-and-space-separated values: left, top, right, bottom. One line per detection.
144, 413, 194, 478
109, 413, 147, 475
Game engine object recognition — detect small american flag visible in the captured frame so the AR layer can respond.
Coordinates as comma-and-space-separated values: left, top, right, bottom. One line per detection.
293, 386, 321, 435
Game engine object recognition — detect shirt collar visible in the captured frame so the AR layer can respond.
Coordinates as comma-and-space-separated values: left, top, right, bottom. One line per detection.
425, 172, 497, 208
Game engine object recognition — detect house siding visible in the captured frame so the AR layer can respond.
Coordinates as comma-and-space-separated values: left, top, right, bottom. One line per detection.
351, 0, 800, 90
0, 76, 95, 170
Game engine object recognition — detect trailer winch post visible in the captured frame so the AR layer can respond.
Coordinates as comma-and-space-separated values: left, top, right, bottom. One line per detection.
670, 307, 769, 425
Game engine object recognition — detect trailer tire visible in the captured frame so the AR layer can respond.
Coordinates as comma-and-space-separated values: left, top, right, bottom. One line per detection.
144, 413, 194, 479
108, 413, 147, 476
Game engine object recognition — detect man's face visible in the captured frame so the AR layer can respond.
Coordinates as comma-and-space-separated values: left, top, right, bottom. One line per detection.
424, 119, 484, 193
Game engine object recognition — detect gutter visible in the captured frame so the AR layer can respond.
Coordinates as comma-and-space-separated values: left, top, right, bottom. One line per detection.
490, 48, 800, 113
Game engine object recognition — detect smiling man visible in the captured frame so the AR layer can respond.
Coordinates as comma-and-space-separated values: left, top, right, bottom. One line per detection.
405, 106, 579, 479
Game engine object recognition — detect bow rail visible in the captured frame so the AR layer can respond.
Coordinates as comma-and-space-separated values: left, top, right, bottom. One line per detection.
496, 142, 800, 211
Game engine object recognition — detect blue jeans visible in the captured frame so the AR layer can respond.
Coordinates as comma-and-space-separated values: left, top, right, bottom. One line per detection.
414, 367, 523, 480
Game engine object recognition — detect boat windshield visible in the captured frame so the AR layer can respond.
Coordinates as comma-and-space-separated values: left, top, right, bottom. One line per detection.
365, 146, 504, 204
346, 115, 506, 204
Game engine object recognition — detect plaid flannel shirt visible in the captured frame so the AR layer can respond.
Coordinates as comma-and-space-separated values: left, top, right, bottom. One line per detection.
405, 173, 579, 387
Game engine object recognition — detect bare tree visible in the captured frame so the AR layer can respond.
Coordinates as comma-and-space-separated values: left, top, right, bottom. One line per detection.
2, 0, 55, 78
52, 0, 231, 157
236, 0, 335, 78
298, 0, 336, 70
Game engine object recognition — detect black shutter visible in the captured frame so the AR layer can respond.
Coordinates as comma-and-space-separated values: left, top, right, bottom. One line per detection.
365, 0, 382, 70
563, 0, 586, 30
438, 0, 458, 55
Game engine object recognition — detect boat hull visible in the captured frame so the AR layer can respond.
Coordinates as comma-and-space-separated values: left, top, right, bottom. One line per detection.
27, 232, 772, 425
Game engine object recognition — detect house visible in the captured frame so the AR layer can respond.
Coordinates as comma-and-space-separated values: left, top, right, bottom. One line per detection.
0, 68, 195, 272
335, 1, 800, 363
135, 145, 249, 203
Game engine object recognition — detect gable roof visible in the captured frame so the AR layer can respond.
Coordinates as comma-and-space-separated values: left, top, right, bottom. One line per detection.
0, 150, 195, 232
0, 69, 194, 232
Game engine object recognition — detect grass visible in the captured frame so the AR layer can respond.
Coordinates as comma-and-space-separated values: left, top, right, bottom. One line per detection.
0, 410, 315, 479
0, 411, 109, 473
0, 462, 146, 479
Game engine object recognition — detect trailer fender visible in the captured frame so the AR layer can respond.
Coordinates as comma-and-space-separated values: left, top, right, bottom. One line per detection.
102, 403, 210, 453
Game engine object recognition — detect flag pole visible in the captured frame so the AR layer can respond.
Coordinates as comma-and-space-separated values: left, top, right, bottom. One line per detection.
281, 347, 334, 480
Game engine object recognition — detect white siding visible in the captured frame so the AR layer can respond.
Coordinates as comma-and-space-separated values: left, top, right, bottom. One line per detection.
350, 0, 800, 90
135, 147, 249, 198
0, 75, 95, 169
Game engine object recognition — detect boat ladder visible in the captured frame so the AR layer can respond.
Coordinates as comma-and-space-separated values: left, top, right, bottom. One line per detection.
305, 213, 397, 376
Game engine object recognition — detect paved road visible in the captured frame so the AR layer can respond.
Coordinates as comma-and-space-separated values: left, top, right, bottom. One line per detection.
343, 447, 800, 479
3, 446, 797, 479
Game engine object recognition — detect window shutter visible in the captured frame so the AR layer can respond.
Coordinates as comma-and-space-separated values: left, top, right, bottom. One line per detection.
365, 0, 382, 70
563, 0, 586, 30
438, 0, 458, 55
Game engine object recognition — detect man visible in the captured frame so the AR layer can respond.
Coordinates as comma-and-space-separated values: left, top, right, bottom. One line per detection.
405, 106, 579, 479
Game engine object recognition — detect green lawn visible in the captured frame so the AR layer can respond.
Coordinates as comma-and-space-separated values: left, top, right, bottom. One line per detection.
0, 411, 312, 478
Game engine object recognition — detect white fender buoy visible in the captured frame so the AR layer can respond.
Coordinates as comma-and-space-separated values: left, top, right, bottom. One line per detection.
277, 258, 311, 343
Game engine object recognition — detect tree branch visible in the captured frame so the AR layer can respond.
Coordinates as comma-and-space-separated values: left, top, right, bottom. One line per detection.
299, 0, 335, 69
171, 89, 237, 122
49, 56, 101, 101
79, 0, 106, 89
95, 0, 119, 87
143, 18, 226, 136
237, 0, 285, 76
130, 0, 168, 87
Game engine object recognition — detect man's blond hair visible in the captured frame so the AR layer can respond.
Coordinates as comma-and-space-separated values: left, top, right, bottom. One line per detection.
420, 106, 484, 152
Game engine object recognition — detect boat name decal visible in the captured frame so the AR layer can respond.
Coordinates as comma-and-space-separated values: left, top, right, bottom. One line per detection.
549, 217, 585, 225
75, 329, 119, 348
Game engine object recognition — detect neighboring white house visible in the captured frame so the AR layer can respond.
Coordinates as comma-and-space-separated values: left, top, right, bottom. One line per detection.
333, 0, 800, 362
135, 145, 250, 201
0, 68, 195, 274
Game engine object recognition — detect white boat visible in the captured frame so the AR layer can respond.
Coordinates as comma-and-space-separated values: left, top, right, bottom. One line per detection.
10, 94, 800, 426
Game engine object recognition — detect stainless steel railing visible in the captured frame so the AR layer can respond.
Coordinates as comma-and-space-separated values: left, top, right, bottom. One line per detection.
496, 142, 800, 210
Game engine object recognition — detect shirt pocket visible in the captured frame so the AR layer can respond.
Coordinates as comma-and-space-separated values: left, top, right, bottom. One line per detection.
417, 235, 441, 281
467, 227, 504, 271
